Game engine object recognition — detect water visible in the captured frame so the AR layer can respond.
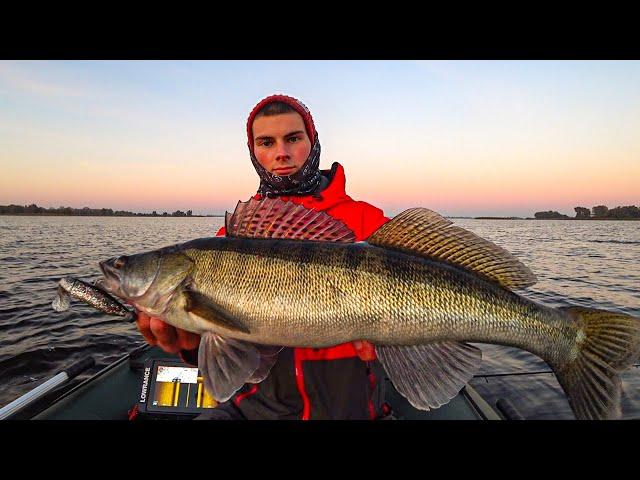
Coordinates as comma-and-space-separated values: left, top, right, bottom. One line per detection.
0, 216, 639, 419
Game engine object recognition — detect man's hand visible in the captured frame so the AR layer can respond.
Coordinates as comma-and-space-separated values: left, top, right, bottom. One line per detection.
135, 311, 201, 354
353, 340, 377, 361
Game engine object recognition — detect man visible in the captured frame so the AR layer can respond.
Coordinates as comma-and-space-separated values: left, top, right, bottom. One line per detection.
136, 94, 392, 419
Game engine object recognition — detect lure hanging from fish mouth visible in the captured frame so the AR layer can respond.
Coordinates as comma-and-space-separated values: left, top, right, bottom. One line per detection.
52, 276, 136, 322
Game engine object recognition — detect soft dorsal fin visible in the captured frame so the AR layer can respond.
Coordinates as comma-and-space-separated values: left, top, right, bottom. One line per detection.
368, 208, 537, 290
225, 197, 356, 243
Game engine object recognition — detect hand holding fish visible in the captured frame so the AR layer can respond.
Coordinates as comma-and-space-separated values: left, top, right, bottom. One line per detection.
135, 311, 200, 354
353, 340, 377, 361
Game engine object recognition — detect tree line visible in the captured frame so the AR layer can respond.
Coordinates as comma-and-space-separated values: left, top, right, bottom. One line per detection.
535, 205, 640, 220
0, 204, 198, 217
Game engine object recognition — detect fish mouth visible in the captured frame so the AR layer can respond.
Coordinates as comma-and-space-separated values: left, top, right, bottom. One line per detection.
92, 277, 111, 295
98, 257, 124, 295
99, 257, 121, 281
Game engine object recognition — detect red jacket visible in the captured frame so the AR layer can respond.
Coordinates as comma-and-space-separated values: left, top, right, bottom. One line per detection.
216, 162, 388, 241
200, 162, 391, 419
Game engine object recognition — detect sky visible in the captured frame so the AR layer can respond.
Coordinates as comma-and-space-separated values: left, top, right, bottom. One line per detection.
0, 60, 638, 217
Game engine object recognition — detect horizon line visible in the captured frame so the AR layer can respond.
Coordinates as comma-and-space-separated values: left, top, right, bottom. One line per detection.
2, 202, 638, 220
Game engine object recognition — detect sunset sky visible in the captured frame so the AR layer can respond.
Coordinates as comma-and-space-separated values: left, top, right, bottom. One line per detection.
1, 60, 638, 217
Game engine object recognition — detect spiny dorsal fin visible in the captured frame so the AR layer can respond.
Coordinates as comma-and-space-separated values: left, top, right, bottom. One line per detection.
225, 197, 356, 243
368, 208, 537, 290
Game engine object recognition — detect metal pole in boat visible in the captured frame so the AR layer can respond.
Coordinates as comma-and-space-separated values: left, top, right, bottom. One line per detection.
0, 357, 95, 420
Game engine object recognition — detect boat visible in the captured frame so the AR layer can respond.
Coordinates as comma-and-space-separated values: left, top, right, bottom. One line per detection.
2, 344, 505, 420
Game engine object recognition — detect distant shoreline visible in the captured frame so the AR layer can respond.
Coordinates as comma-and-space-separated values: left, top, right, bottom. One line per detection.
474, 217, 640, 221
473, 217, 529, 220
3, 203, 639, 221
0, 203, 225, 217
0, 213, 225, 217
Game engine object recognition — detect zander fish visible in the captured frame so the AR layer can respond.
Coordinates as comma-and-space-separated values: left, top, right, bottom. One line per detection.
92, 198, 640, 419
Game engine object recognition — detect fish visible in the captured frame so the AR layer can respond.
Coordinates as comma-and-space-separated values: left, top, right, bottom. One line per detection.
92, 197, 640, 420
52, 276, 135, 321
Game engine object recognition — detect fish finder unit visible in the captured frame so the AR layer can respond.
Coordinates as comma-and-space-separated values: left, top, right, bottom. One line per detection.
134, 358, 218, 420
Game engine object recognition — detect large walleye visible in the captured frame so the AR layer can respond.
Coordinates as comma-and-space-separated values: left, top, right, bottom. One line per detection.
90, 198, 639, 419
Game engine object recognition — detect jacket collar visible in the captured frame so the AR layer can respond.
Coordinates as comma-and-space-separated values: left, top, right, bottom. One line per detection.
254, 162, 351, 211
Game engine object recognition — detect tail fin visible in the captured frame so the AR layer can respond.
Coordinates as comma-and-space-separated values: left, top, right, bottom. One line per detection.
554, 307, 640, 420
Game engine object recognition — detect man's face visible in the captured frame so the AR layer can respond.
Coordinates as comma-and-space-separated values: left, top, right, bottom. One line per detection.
252, 112, 312, 176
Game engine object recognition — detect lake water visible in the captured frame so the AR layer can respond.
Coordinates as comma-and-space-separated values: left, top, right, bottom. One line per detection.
1, 216, 639, 419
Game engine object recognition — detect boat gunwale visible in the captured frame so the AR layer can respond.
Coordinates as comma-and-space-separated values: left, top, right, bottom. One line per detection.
27, 343, 150, 420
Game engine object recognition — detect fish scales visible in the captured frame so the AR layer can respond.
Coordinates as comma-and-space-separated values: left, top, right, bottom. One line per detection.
178, 237, 578, 365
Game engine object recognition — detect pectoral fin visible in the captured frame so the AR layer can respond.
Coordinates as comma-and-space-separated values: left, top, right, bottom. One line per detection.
246, 345, 284, 384
377, 341, 482, 411
197, 334, 283, 401
198, 332, 260, 402
184, 290, 250, 334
